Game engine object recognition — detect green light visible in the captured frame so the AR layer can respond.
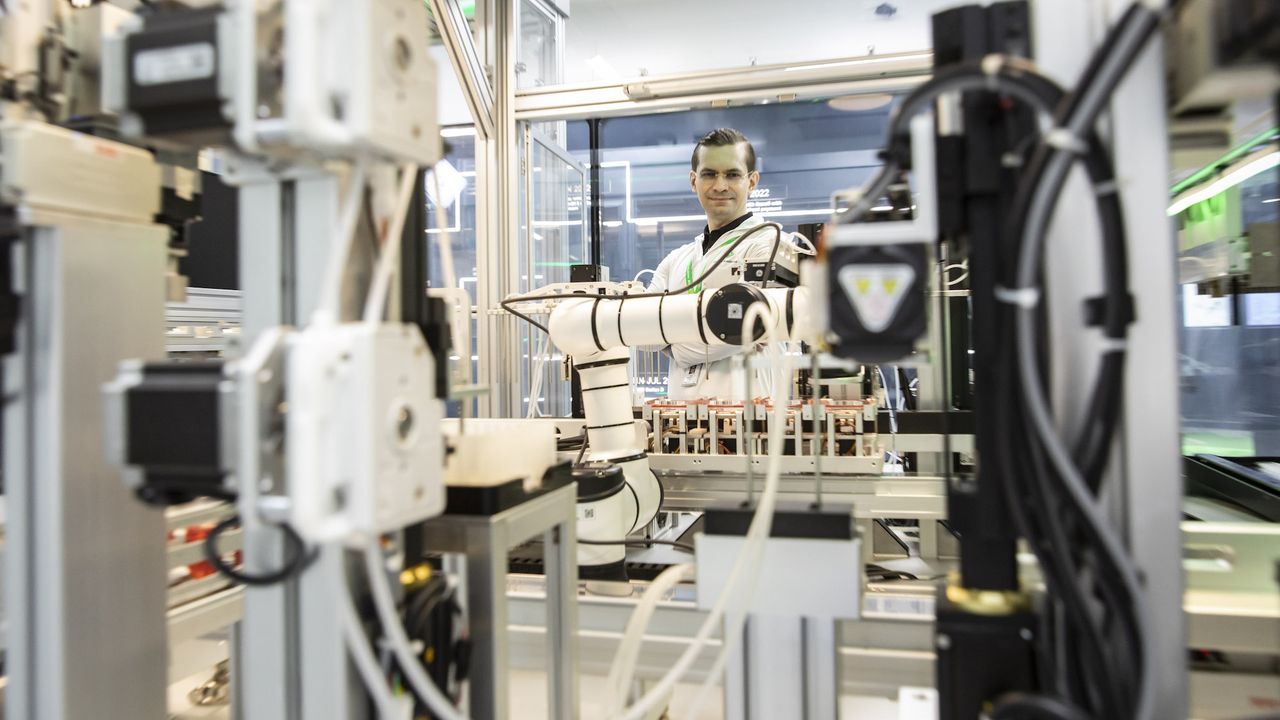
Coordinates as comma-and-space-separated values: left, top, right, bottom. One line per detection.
1170, 126, 1278, 197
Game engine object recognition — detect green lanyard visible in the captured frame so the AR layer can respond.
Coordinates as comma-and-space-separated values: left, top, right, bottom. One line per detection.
683, 232, 743, 294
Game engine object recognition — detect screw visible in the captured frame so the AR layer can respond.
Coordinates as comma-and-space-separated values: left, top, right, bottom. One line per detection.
397, 405, 414, 441
1020, 628, 1034, 641
394, 36, 412, 71
936, 634, 951, 650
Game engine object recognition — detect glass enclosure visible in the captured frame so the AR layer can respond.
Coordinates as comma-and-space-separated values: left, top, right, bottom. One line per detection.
1178, 153, 1280, 457
426, 128, 481, 416
520, 129, 588, 417
559, 96, 896, 399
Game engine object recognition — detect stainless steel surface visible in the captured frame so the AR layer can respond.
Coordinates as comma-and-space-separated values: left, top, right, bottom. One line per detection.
657, 472, 947, 520
505, 574, 938, 698
169, 586, 245, 648
4, 208, 169, 720
650, 453, 883, 476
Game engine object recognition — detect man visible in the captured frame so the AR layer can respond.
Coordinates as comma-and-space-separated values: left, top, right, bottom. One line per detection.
647, 128, 804, 401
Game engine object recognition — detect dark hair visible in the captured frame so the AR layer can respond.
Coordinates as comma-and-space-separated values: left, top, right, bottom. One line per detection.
691, 128, 756, 173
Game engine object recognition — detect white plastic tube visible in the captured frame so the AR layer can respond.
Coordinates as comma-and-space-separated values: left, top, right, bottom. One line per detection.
335, 547, 410, 719
526, 331, 551, 418
615, 301, 792, 720
429, 169, 469, 368
686, 343, 790, 718
362, 539, 468, 720
313, 159, 369, 326
603, 562, 695, 717
363, 163, 420, 325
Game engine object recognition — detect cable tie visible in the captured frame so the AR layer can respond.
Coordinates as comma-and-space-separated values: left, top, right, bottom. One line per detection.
981, 53, 1005, 78
1098, 336, 1128, 353
980, 55, 1007, 93
1045, 128, 1088, 155
994, 285, 1041, 308
1093, 179, 1118, 196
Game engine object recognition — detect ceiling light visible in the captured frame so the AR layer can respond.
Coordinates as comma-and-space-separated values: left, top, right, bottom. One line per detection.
828, 93, 894, 112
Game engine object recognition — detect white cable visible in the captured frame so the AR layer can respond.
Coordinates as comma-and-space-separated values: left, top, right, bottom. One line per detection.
430, 170, 460, 294
363, 163, 421, 325
335, 547, 411, 720
616, 301, 792, 720
1012, 8, 1160, 718
943, 261, 969, 287
602, 562, 695, 716
792, 233, 818, 256
313, 158, 369, 326
362, 539, 469, 720
875, 365, 898, 435
430, 168, 470, 383
526, 331, 551, 419
685, 332, 791, 718
633, 268, 656, 284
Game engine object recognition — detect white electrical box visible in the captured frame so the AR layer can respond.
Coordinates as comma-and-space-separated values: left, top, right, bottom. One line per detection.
286, 323, 444, 542
283, 0, 440, 164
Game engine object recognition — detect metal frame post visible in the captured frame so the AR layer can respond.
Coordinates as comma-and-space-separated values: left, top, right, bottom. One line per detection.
419, 483, 580, 720
225, 158, 362, 720
4, 208, 169, 719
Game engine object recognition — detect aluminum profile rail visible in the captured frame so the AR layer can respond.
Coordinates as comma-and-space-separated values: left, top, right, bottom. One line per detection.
514, 50, 934, 121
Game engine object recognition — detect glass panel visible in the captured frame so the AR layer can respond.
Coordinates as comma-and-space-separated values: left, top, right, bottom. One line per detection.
558, 0, 954, 86
518, 0, 561, 89
520, 130, 587, 417
1176, 136, 1280, 457
426, 127, 480, 416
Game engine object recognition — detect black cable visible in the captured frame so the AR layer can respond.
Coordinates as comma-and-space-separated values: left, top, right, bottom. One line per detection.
990, 693, 1094, 720
578, 537, 695, 554
1001, 9, 1163, 717
858, 28, 1153, 718
201, 515, 315, 587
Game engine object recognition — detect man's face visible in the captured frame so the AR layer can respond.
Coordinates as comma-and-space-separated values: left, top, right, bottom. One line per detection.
690, 143, 759, 230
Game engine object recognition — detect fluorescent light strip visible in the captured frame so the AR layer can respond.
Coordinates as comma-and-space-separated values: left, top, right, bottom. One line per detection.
441, 127, 477, 138
783, 52, 931, 72
1264, 198, 1280, 204
1167, 150, 1280, 217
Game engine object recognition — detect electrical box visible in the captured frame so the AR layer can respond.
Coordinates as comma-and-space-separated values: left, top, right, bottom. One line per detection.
286, 323, 444, 542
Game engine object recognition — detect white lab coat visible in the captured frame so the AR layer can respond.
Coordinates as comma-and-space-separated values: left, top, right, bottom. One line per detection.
646, 214, 803, 401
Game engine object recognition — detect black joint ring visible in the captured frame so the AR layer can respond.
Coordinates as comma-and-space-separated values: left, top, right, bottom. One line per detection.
602, 451, 648, 464
575, 357, 630, 371
695, 289, 709, 345
658, 294, 669, 345
587, 420, 635, 431
786, 288, 795, 337
617, 295, 627, 347
582, 382, 630, 393
590, 297, 605, 352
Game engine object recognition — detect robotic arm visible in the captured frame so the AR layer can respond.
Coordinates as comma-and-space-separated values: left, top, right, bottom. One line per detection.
542, 282, 810, 574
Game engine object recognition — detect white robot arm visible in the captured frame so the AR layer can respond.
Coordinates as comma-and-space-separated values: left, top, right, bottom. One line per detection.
543, 283, 810, 573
